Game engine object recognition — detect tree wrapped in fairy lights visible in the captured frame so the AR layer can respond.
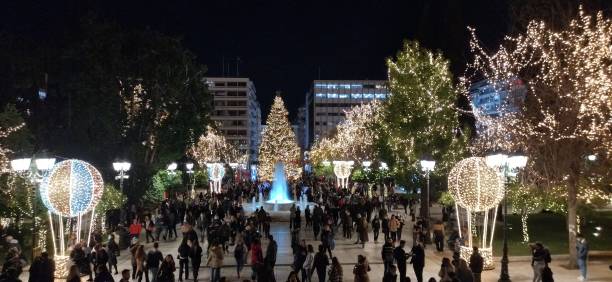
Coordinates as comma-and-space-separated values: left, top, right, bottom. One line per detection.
465, 7, 612, 267
258, 95, 301, 180
189, 124, 238, 165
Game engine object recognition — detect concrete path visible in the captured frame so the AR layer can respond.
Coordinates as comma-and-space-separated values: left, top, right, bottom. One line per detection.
21, 204, 612, 281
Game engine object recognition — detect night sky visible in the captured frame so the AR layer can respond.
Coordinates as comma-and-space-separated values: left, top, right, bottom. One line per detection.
1, 0, 510, 120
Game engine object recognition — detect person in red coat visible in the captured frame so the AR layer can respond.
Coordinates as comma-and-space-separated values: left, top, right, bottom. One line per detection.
129, 218, 143, 241
249, 239, 264, 280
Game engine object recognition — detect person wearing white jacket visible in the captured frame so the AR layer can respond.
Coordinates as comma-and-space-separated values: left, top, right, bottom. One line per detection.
302, 244, 315, 282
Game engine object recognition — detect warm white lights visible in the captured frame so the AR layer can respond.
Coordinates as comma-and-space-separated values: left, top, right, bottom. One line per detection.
420, 160, 436, 172
112, 161, 131, 172
449, 157, 504, 270
185, 162, 194, 171
206, 163, 225, 193
167, 162, 177, 171
587, 154, 597, 161
10, 158, 31, 172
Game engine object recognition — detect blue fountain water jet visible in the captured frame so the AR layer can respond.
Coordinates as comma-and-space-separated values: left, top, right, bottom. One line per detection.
266, 163, 294, 204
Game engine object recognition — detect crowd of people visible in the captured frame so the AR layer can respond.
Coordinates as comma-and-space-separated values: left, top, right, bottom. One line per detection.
0, 176, 597, 282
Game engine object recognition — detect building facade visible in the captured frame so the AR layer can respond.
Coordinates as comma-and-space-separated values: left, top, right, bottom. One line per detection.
304, 80, 389, 148
469, 78, 527, 133
204, 77, 262, 164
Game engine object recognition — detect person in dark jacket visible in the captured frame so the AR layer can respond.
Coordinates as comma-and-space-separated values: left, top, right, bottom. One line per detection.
372, 216, 381, 242
28, 252, 54, 282
106, 235, 119, 275
157, 255, 176, 282
469, 247, 483, 282
393, 240, 408, 282
313, 245, 329, 282
177, 240, 190, 281
265, 235, 278, 268
94, 265, 114, 282
381, 238, 395, 273
189, 240, 203, 281
146, 242, 164, 282
409, 242, 425, 282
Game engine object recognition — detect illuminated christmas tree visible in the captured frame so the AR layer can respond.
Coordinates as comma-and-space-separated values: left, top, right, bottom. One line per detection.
258, 95, 301, 180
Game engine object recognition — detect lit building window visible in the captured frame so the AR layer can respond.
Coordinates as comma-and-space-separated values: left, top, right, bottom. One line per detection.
328, 93, 338, 99
315, 93, 326, 98
351, 93, 363, 99
363, 94, 375, 99
339, 94, 349, 99
375, 94, 387, 99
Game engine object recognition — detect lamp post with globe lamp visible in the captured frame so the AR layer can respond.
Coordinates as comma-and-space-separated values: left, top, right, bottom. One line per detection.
10, 156, 56, 260
485, 153, 528, 282
186, 162, 195, 198
113, 161, 131, 195
420, 159, 435, 242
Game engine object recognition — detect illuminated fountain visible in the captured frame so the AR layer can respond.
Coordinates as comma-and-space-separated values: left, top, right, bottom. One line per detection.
266, 163, 293, 204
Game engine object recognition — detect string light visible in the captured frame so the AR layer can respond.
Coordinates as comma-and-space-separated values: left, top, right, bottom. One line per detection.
311, 101, 383, 166
448, 157, 504, 212
40, 160, 104, 217
189, 124, 240, 165
258, 96, 301, 180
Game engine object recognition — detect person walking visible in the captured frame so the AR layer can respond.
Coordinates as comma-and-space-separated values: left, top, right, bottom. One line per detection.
302, 245, 315, 282
468, 247, 483, 282
250, 239, 264, 281
265, 235, 278, 269
438, 257, 454, 282
409, 242, 425, 282
157, 255, 176, 282
393, 240, 408, 282
328, 257, 343, 282
372, 216, 381, 242
28, 252, 55, 282
134, 245, 146, 282
93, 265, 114, 282
130, 219, 143, 241
455, 259, 474, 282
146, 243, 164, 282
234, 240, 247, 279
381, 238, 395, 274
352, 255, 371, 282
313, 245, 329, 282
432, 221, 445, 252
531, 242, 547, 282
189, 240, 202, 281
206, 242, 223, 282
576, 234, 589, 281
177, 240, 190, 281
389, 215, 400, 242
107, 236, 119, 275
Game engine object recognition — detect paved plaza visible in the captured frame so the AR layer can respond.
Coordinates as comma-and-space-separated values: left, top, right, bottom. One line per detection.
21, 205, 612, 282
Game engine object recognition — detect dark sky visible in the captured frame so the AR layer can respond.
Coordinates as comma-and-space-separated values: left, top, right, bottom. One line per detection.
1, 0, 509, 120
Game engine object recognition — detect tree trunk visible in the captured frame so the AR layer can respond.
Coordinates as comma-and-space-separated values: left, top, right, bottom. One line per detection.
521, 212, 529, 243
567, 171, 578, 268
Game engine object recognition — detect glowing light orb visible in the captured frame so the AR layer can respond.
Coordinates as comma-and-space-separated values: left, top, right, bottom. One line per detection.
333, 161, 353, 179
206, 163, 225, 182
40, 159, 104, 217
448, 157, 503, 212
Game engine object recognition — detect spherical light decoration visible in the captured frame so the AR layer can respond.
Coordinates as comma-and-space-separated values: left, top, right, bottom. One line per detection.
207, 163, 225, 182
448, 157, 504, 212
333, 161, 353, 179
40, 159, 104, 217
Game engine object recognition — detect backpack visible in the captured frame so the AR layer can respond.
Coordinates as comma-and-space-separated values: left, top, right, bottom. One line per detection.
544, 249, 552, 264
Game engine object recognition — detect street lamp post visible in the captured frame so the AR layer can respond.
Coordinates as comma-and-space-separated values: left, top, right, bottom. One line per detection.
420, 159, 436, 244
186, 163, 195, 199
112, 161, 131, 195
485, 154, 528, 282
10, 157, 56, 260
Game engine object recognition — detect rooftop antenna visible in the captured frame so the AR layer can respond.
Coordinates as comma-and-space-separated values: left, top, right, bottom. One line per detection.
236, 57, 241, 77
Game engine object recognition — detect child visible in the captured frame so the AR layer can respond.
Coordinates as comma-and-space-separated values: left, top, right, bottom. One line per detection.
119, 269, 131, 282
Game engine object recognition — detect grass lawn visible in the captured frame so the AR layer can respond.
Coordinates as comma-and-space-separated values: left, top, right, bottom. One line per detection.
490, 211, 612, 256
